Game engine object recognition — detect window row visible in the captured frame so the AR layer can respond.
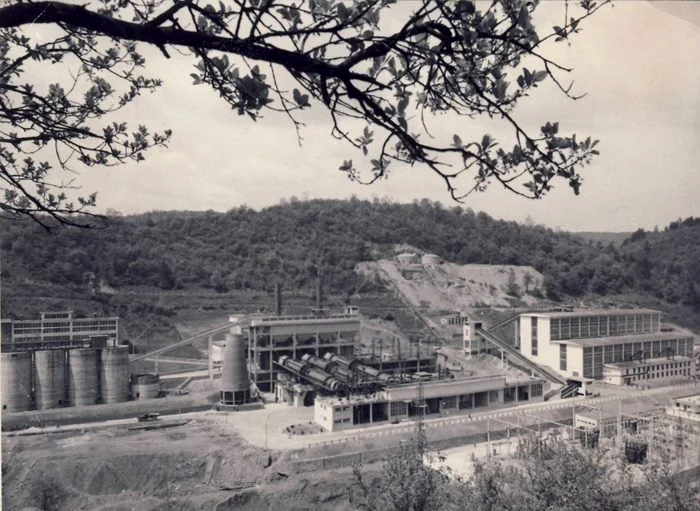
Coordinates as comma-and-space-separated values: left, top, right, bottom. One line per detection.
582, 338, 693, 379
626, 369, 691, 381
550, 313, 660, 340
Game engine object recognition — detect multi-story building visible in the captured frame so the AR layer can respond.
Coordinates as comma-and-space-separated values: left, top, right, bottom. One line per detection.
247, 307, 360, 392
517, 308, 695, 380
603, 356, 695, 385
1, 311, 119, 351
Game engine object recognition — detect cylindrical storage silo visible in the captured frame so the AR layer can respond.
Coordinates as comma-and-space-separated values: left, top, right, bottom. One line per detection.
67, 348, 99, 407
100, 346, 130, 404
220, 332, 251, 405
33, 349, 66, 410
131, 373, 160, 400
1, 352, 33, 412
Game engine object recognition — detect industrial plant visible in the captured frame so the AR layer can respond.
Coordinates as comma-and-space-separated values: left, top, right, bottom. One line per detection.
2, 271, 700, 494
1, 300, 698, 425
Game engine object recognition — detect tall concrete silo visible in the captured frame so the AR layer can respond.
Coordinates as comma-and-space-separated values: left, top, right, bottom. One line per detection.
220, 332, 250, 405
100, 346, 130, 404
67, 348, 100, 407
33, 349, 66, 410
1, 352, 33, 412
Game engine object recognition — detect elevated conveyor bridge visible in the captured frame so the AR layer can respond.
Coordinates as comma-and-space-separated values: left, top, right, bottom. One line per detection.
130, 323, 237, 362
475, 327, 566, 386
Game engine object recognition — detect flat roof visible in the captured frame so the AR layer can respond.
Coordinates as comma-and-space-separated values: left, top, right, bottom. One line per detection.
674, 394, 700, 406
249, 312, 360, 326
576, 397, 662, 421
604, 355, 693, 369
523, 308, 660, 319
555, 329, 694, 347
567, 375, 595, 383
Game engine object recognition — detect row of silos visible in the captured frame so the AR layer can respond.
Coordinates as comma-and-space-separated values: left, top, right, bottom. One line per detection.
1, 346, 132, 413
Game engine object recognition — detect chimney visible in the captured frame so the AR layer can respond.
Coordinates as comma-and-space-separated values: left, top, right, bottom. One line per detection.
316, 277, 324, 311
274, 282, 282, 316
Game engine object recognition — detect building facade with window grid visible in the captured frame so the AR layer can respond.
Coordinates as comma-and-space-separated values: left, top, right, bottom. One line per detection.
518, 309, 695, 381
1, 311, 119, 351
603, 356, 695, 385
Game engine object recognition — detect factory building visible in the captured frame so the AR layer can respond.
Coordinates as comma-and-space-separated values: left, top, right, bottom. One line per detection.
247, 307, 360, 392
517, 309, 695, 380
1, 311, 135, 413
1, 311, 119, 351
602, 356, 695, 386
315, 373, 546, 432
274, 352, 442, 407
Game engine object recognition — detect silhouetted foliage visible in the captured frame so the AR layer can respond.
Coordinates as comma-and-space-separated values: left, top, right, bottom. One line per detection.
1, 0, 609, 227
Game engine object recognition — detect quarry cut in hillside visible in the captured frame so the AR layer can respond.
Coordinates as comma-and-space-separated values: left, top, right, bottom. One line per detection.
356, 253, 544, 314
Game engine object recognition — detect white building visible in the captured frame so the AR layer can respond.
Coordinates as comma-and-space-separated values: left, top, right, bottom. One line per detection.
517, 309, 695, 380
463, 322, 489, 357
666, 395, 700, 425
314, 373, 546, 432
602, 356, 695, 386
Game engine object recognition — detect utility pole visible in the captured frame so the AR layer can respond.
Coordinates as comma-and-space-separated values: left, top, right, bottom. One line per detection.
415, 380, 426, 437
417, 337, 421, 372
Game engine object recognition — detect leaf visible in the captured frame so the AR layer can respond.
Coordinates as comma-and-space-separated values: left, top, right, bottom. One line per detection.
481, 134, 492, 150
337, 3, 349, 22
462, 1, 475, 15
494, 80, 507, 100
534, 70, 548, 83
397, 97, 409, 115
293, 88, 309, 107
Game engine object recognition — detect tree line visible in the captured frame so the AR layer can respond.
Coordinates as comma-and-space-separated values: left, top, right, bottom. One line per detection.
2, 199, 699, 312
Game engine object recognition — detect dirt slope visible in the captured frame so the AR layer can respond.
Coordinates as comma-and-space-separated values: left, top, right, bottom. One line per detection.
1, 419, 356, 511
357, 258, 544, 312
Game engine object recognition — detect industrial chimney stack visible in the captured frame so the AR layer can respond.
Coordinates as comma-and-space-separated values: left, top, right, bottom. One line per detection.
316, 277, 324, 311
274, 282, 282, 316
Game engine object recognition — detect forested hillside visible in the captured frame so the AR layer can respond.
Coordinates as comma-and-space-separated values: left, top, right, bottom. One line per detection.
1, 199, 699, 319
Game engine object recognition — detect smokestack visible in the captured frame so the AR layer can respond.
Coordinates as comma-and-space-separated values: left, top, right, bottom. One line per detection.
316, 277, 324, 311
274, 282, 282, 316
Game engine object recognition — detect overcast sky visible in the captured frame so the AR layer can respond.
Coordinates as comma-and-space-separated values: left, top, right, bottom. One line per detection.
68, 1, 700, 232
